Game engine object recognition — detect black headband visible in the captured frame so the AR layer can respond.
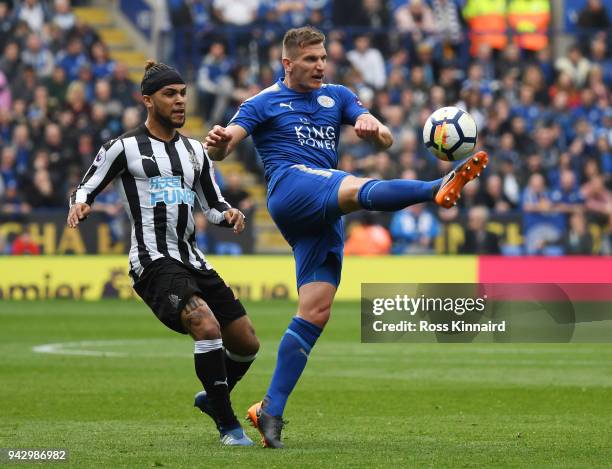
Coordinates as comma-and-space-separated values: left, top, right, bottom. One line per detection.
141, 68, 185, 96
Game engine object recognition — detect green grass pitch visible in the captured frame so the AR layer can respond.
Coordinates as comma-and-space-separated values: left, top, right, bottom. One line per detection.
1, 300, 612, 468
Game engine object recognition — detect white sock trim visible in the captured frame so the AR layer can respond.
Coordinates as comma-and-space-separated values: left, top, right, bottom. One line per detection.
225, 348, 257, 362
194, 338, 223, 354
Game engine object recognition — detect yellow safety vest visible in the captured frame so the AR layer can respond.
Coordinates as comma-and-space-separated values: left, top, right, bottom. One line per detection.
508, 0, 551, 51
463, 0, 508, 55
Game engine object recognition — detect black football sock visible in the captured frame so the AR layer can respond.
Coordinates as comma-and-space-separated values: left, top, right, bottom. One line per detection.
194, 339, 239, 431
224, 348, 257, 392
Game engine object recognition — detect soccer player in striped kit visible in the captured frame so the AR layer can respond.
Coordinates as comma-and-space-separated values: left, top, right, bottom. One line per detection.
67, 61, 258, 446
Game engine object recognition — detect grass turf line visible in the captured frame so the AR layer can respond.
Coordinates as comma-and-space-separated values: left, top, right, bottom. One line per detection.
1, 300, 611, 468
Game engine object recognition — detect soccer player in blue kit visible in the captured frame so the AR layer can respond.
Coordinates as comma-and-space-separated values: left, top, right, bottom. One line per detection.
206, 27, 488, 448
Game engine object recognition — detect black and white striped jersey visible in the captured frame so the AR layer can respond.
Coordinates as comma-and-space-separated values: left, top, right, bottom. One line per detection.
70, 124, 231, 279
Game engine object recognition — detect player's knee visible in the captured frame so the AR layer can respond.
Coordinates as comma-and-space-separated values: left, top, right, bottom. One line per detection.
302, 303, 332, 328
222, 317, 260, 355
347, 183, 362, 203
338, 176, 372, 213
198, 321, 221, 340
242, 335, 260, 356
184, 306, 220, 340
339, 180, 361, 205
244, 322, 260, 354
228, 337, 260, 357
234, 325, 260, 355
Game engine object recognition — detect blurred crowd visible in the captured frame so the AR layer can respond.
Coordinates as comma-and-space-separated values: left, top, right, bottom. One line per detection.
0, 0, 142, 223
1, 0, 611, 256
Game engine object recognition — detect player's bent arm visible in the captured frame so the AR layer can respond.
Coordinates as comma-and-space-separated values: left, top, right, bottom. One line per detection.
205, 125, 248, 161
199, 202, 246, 235
355, 113, 393, 150
195, 152, 244, 233
67, 139, 126, 228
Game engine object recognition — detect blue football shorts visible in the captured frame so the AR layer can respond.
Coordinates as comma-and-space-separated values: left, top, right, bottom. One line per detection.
267, 164, 350, 289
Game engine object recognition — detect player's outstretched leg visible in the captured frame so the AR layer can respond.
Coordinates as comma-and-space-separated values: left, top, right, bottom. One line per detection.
335, 151, 489, 215
354, 176, 443, 212
434, 151, 489, 208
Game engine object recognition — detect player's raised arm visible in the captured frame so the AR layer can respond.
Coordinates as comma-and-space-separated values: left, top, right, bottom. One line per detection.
205, 124, 248, 161
67, 139, 126, 228
354, 113, 393, 150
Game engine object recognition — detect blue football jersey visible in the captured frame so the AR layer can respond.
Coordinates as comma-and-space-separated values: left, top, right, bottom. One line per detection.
229, 79, 368, 187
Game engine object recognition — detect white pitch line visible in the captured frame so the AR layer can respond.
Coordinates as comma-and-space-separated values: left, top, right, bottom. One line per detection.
32, 340, 130, 357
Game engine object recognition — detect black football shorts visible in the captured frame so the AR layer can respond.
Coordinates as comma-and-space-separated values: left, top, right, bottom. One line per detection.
133, 257, 246, 334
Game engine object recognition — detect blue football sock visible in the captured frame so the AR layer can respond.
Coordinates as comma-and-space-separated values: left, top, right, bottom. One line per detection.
358, 178, 443, 211
264, 317, 322, 417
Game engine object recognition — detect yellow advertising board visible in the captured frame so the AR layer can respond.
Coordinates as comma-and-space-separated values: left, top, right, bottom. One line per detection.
0, 256, 478, 301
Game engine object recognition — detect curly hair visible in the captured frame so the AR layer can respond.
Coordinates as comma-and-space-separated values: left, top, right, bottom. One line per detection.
142, 60, 172, 78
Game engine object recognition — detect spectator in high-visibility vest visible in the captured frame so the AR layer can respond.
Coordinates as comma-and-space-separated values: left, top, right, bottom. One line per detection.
344, 212, 392, 256
462, 0, 507, 57
508, 0, 551, 52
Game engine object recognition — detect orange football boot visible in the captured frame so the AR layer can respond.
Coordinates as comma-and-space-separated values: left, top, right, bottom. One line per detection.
246, 401, 285, 449
434, 151, 489, 208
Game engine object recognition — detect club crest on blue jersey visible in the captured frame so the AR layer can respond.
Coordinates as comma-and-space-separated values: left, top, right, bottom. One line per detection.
317, 95, 335, 108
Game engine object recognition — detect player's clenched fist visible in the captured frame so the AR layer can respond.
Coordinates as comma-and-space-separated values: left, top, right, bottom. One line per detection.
206, 125, 232, 149
353, 113, 393, 149
67, 202, 92, 228
354, 114, 380, 140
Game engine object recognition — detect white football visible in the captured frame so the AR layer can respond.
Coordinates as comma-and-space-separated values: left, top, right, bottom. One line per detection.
423, 107, 477, 161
